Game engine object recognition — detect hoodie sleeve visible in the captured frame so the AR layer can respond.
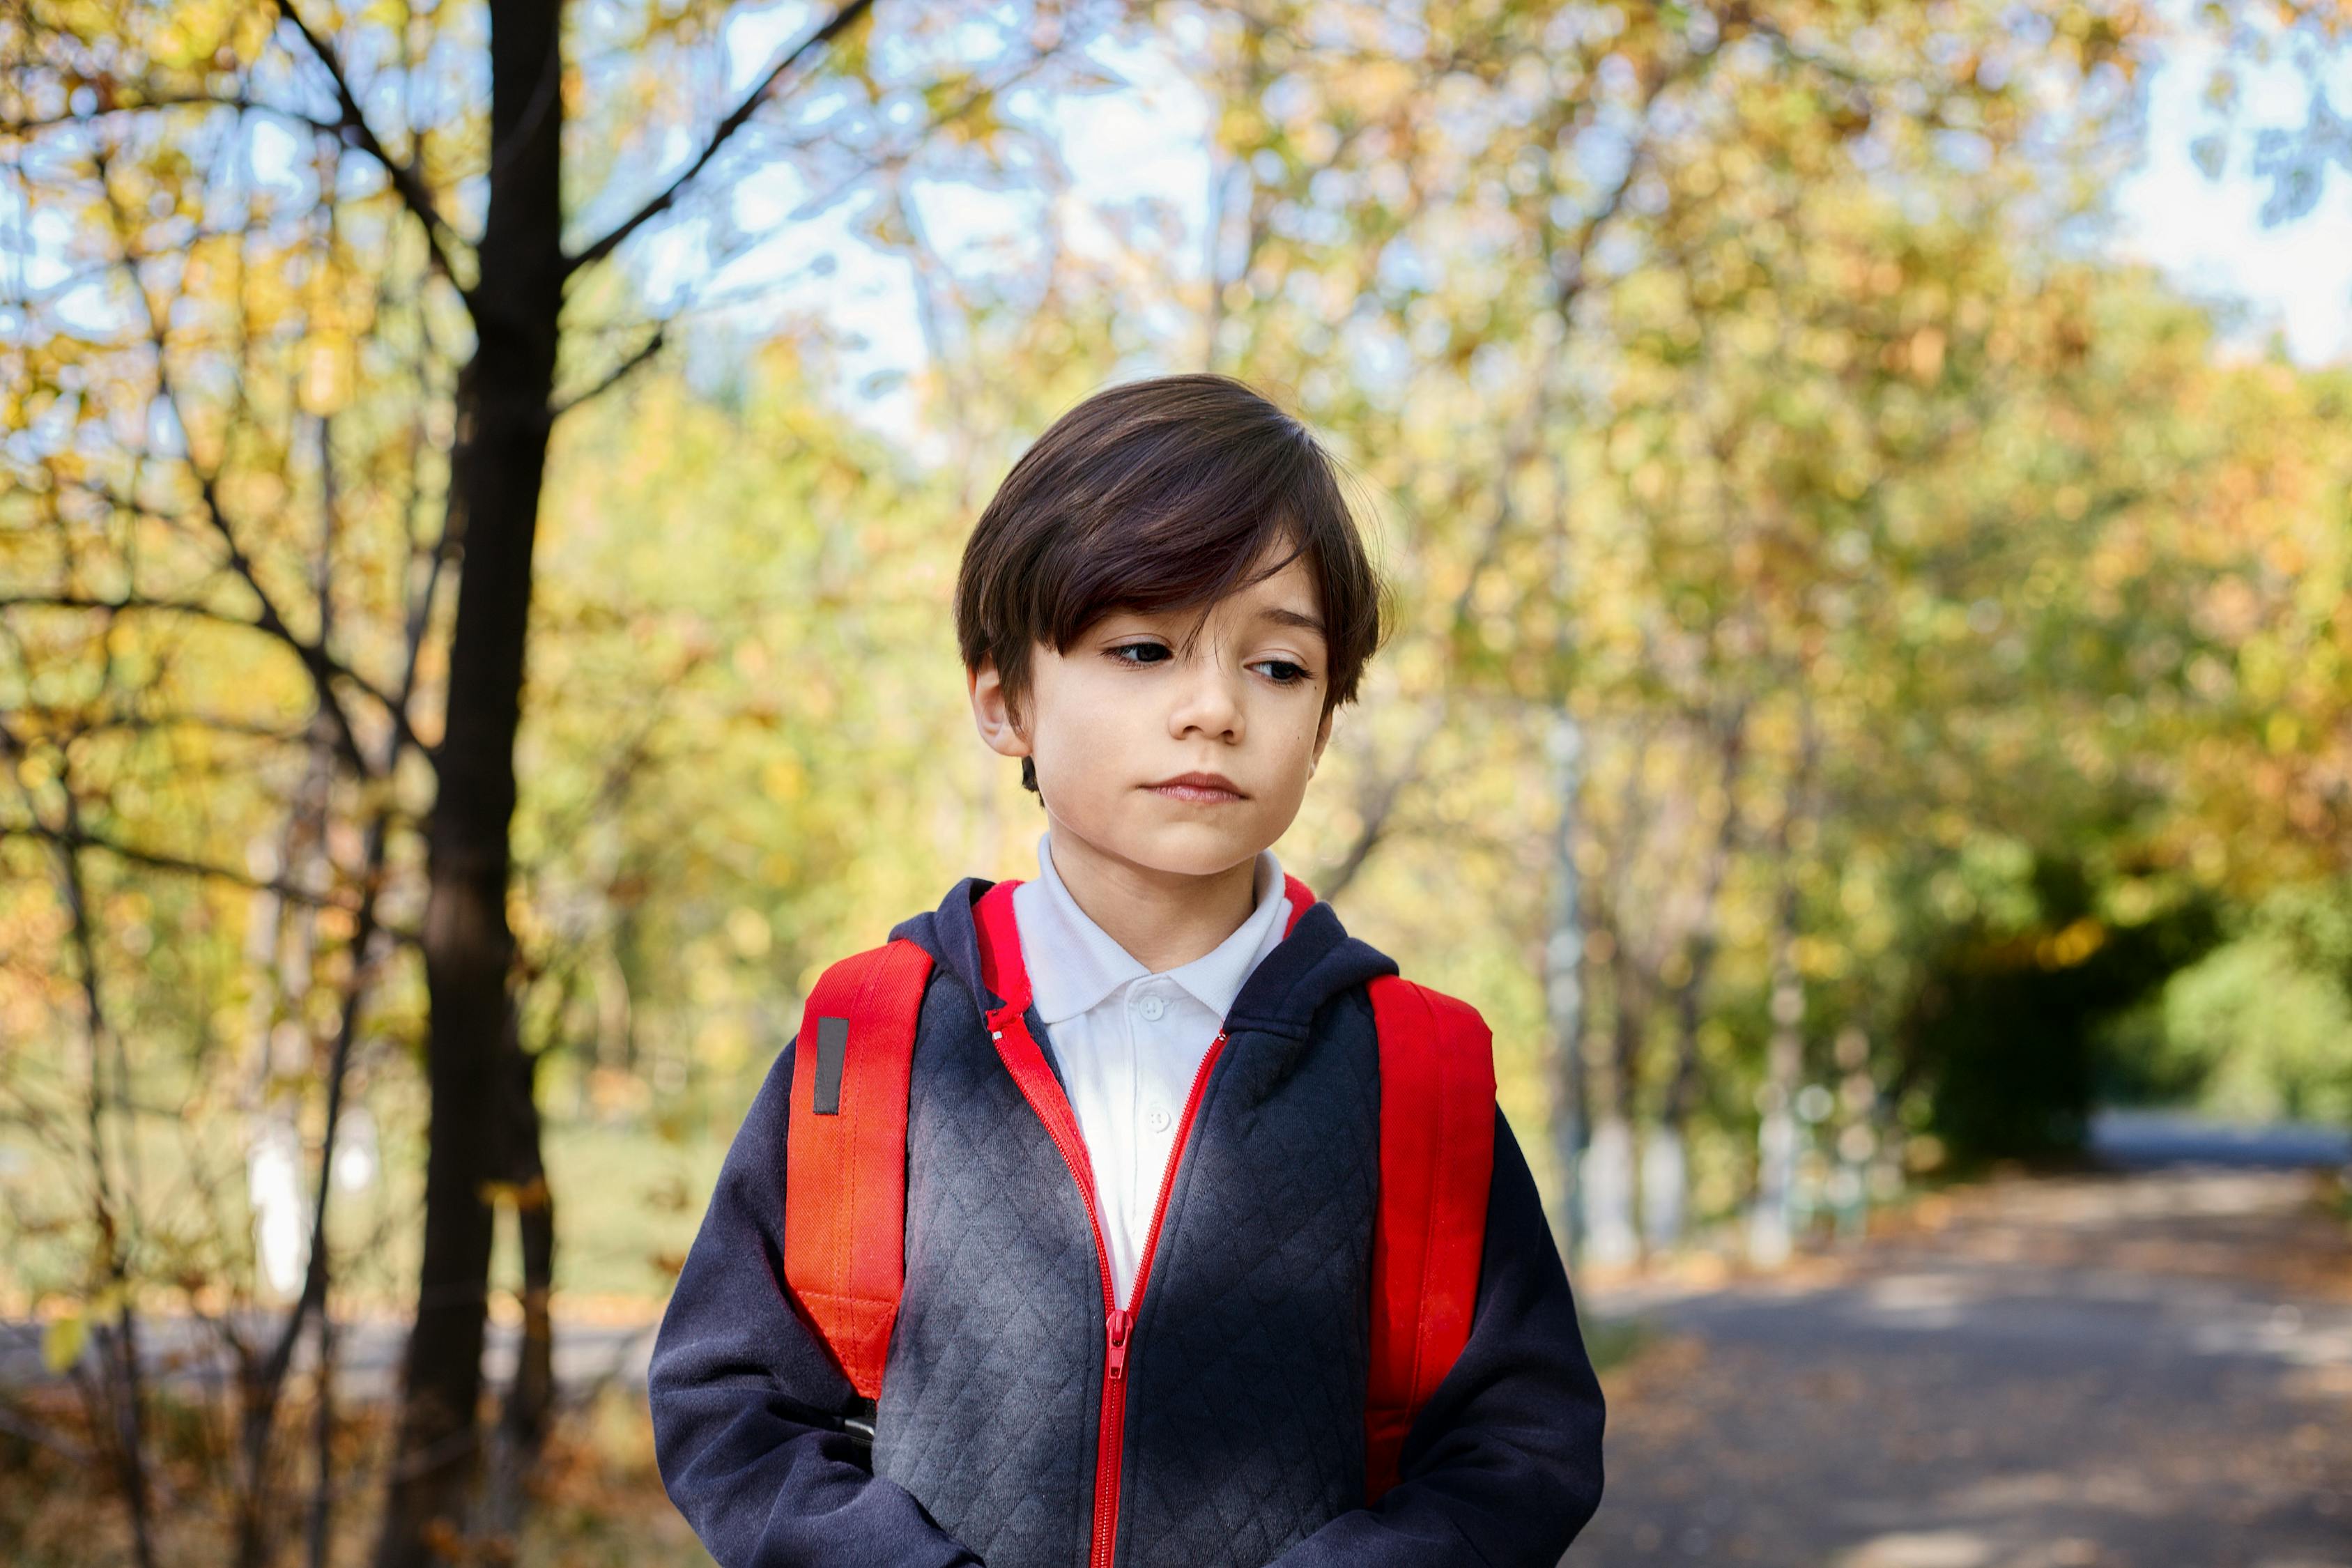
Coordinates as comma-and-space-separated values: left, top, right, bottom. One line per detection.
1262, 1107, 1608, 1568
645, 1036, 985, 1568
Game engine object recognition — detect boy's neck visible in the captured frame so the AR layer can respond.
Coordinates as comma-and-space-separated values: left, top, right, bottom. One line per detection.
1040, 822, 1261, 975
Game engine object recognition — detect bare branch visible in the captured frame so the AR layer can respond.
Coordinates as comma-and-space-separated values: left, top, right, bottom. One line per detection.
91, 151, 393, 785
49, 707, 321, 748
1312, 695, 1452, 902
0, 820, 372, 921
240, 811, 398, 1562
0, 591, 427, 769
3, 589, 284, 638
0, 93, 342, 140
1, 715, 162, 1568
564, 0, 875, 277
551, 325, 666, 418
269, 0, 474, 302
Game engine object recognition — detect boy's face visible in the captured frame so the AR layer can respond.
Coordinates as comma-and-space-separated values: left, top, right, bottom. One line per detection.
969, 544, 1335, 882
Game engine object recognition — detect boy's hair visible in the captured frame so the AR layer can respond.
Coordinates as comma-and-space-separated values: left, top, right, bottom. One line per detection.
956, 373, 1388, 796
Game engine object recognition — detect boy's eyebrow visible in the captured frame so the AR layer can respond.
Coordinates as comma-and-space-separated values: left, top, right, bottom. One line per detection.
1256, 605, 1326, 638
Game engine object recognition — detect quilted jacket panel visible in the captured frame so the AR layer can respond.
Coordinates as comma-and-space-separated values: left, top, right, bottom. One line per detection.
871, 974, 1100, 1568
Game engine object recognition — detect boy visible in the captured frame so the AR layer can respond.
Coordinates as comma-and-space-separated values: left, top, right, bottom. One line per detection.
647, 373, 1606, 1567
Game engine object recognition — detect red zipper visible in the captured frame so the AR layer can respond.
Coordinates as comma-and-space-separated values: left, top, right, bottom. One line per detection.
1089, 1024, 1230, 1568
992, 1008, 1232, 1568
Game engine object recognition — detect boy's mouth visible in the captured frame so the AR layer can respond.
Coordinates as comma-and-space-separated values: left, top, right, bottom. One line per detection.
1144, 771, 1247, 803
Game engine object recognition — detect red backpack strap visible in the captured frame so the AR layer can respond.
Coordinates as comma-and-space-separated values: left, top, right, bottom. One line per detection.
782, 937, 934, 1400
1362, 975, 1497, 1503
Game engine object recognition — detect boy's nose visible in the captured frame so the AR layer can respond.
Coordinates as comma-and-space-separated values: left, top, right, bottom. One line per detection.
1170, 672, 1246, 739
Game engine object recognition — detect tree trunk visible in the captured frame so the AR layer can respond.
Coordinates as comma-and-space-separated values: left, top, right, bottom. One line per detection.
484, 999, 557, 1544
1652, 710, 1748, 1250
376, 2, 565, 1560
1636, 1121, 1684, 1255
1542, 707, 1588, 1264
1580, 896, 1643, 1268
1748, 705, 1818, 1266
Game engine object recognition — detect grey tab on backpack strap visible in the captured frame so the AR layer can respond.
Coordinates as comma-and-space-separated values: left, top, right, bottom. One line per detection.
813, 1015, 850, 1114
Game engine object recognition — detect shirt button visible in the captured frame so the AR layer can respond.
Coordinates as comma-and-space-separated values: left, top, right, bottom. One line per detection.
1137, 994, 1167, 1022
1145, 1105, 1172, 1132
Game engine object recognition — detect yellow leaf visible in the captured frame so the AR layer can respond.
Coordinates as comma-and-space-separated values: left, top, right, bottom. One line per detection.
43, 1314, 86, 1374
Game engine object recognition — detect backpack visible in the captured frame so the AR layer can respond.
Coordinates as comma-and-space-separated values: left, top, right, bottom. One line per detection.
781, 874, 1496, 1505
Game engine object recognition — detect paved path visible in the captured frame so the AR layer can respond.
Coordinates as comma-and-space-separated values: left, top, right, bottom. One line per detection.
0, 1309, 658, 1402
2087, 1108, 2352, 1171
1575, 1165, 2352, 1567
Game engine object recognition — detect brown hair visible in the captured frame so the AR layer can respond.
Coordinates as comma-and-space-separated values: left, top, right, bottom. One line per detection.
955, 373, 1388, 794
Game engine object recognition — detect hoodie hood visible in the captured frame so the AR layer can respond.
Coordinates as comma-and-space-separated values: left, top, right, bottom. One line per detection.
889, 873, 1399, 1040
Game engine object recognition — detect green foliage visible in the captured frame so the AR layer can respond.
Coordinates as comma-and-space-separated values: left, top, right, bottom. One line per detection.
2105, 881, 2352, 1124
1890, 845, 2223, 1164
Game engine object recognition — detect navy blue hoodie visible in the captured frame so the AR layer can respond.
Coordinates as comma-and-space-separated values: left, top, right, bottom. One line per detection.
647, 875, 1605, 1568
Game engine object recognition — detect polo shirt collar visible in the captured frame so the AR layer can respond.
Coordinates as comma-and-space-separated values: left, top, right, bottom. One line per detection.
1019, 829, 1289, 1027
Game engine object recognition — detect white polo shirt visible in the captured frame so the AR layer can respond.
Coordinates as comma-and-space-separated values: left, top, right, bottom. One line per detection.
1010, 829, 1293, 1309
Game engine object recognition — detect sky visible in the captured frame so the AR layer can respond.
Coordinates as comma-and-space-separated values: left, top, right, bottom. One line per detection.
2107, 21, 2352, 366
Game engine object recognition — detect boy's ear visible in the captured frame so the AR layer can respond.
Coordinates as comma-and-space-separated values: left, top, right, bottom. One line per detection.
1309, 705, 1334, 776
967, 654, 1033, 762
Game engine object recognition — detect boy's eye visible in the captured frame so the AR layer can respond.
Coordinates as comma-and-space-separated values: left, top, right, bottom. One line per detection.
1105, 643, 1314, 686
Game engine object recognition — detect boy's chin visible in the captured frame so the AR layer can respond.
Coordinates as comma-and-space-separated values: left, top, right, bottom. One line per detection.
1068, 812, 1285, 880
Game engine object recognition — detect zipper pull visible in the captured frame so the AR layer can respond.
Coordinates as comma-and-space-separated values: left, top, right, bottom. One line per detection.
1105, 1307, 1132, 1382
